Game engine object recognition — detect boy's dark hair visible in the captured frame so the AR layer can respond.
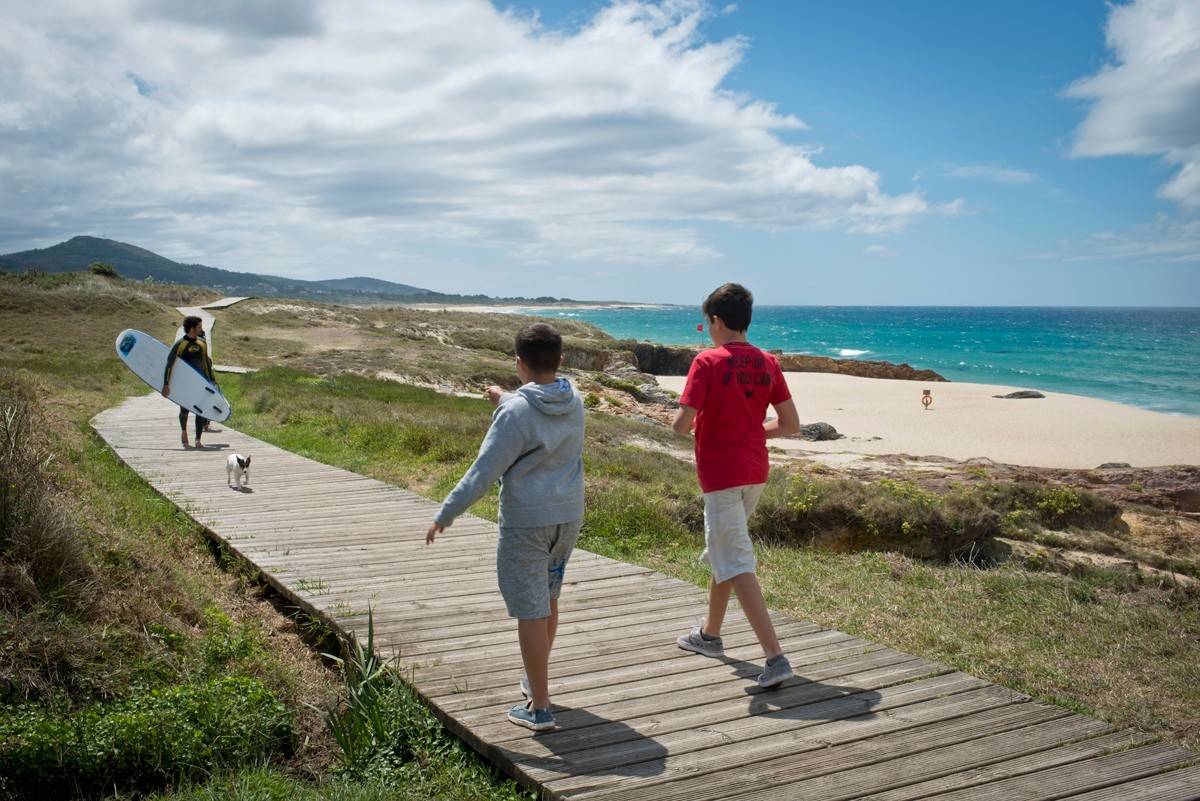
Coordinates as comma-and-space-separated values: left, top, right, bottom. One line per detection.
182, 315, 203, 334
515, 323, 562, 373
702, 283, 753, 332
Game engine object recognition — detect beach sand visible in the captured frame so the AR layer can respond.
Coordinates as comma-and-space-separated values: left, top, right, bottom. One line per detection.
656, 372, 1200, 469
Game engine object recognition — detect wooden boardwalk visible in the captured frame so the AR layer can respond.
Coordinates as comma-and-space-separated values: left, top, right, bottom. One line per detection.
92, 393, 1200, 800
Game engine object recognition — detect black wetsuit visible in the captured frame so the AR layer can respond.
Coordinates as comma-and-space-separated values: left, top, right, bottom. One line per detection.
164, 335, 215, 439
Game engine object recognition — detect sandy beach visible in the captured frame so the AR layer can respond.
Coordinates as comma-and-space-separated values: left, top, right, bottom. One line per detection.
656, 372, 1200, 469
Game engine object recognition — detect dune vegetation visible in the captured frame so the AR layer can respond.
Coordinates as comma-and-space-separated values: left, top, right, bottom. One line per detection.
1, 270, 1197, 799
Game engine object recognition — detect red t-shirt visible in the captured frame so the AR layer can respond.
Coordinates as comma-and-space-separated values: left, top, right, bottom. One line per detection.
679, 341, 792, 493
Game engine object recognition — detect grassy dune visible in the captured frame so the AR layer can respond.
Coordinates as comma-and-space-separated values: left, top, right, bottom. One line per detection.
1, 271, 1196, 799
0, 273, 531, 800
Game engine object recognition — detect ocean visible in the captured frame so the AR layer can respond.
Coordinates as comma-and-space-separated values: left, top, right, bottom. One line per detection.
525, 306, 1200, 417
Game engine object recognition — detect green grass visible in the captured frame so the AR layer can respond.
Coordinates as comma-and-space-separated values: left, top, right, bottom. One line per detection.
0, 677, 293, 798
2, 272, 1197, 799
0, 277, 534, 799
217, 366, 1200, 752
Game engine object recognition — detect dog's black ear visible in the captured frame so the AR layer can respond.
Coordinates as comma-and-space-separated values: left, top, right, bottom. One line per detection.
244, 455, 251, 467
237, 456, 246, 469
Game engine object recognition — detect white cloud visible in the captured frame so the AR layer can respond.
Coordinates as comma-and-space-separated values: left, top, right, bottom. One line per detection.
946, 164, 1037, 184
863, 244, 892, 256
0, 0, 943, 278
1027, 215, 1200, 264
1066, 0, 1200, 208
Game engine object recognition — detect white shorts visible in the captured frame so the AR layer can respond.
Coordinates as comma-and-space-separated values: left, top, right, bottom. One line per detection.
700, 483, 765, 584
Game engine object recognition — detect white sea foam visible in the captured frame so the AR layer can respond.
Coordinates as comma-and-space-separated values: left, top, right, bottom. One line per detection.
837, 348, 870, 357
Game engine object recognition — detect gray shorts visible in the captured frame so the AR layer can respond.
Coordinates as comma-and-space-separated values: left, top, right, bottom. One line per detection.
496, 520, 582, 619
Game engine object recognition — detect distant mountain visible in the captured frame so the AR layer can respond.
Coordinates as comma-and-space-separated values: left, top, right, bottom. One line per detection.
311, 276, 427, 295
0, 236, 441, 301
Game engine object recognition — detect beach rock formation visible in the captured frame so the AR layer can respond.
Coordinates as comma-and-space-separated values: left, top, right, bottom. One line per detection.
795, 422, 844, 441
1097, 462, 1133, 469
774, 353, 947, 382
995, 390, 1045, 399
624, 341, 947, 381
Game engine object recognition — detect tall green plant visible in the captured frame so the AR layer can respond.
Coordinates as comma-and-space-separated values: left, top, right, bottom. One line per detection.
312, 608, 402, 774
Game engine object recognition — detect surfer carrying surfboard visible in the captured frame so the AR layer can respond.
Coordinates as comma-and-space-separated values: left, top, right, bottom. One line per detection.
163, 315, 216, 448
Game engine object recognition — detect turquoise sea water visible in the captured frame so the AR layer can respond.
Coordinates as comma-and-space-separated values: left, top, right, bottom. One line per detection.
526, 306, 1200, 417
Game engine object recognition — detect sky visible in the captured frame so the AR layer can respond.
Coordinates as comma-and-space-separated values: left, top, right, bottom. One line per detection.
1, 0, 1198, 305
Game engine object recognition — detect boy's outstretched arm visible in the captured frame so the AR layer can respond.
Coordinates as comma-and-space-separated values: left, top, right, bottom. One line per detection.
765, 398, 801, 438
425, 411, 526, 544
672, 405, 697, 436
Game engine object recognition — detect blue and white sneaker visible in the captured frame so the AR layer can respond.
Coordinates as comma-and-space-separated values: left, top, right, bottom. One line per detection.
508, 702, 555, 731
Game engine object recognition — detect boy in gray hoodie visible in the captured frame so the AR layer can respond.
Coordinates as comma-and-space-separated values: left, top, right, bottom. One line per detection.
425, 323, 584, 731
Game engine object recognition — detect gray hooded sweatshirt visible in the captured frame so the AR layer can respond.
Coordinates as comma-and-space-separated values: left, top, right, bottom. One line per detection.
435, 379, 584, 529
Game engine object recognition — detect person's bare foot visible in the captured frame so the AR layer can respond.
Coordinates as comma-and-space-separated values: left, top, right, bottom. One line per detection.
181, 431, 189, 448
194, 438, 203, 449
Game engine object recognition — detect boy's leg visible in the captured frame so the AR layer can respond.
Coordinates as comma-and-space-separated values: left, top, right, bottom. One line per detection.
178, 408, 189, 446
194, 414, 205, 443
703, 577, 734, 636
544, 521, 579, 654
727, 483, 782, 658
499, 523, 578, 717
517, 617, 552, 709
730, 572, 782, 659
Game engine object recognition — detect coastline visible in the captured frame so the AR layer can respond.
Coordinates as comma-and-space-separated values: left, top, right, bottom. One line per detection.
399, 302, 669, 314
657, 372, 1200, 469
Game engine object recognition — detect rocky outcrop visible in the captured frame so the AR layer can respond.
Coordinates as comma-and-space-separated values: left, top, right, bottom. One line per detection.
774, 353, 947, 382
603, 362, 680, 407
995, 390, 1045, 399
621, 341, 946, 382
626, 342, 696, 375
795, 422, 844, 441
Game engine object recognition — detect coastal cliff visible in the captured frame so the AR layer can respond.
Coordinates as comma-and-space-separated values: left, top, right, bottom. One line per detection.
624, 341, 946, 382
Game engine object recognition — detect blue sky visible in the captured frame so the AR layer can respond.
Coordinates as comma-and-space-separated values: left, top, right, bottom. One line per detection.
2, 0, 1198, 305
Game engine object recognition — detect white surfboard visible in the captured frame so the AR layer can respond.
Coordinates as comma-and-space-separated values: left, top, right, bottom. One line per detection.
115, 329, 232, 422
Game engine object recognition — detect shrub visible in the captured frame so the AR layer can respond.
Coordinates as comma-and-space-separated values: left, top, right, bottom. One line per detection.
595, 374, 647, 400
0, 676, 294, 798
0, 376, 92, 615
88, 262, 118, 278
750, 473, 1119, 561
752, 475, 1000, 560
583, 392, 601, 409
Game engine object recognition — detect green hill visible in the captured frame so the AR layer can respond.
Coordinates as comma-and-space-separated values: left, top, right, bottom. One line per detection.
0, 236, 468, 303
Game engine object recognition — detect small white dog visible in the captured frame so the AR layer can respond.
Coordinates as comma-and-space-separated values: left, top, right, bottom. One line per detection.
226, 453, 252, 489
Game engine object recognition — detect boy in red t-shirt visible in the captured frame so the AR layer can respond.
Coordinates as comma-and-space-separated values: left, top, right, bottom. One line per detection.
672, 283, 801, 688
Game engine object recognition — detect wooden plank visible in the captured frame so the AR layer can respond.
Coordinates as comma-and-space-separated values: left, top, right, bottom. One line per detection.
861, 743, 1197, 801
706, 720, 1134, 801
523, 676, 1003, 792
1054, 765, 1200, 800
89, 394, 1198, 801
567, 704, 1082, 801
851, 731, 1158, 800
536, 683, 1022, 795
468, 659, 947, 758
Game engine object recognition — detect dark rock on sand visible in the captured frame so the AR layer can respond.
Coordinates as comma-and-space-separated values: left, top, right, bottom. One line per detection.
795, 422, 844, 441
994, 390, 1046, 399
1097, 462, 1133, 469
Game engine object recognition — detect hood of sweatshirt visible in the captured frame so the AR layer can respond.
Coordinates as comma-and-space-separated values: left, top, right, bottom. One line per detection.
517, 378, 578, 416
